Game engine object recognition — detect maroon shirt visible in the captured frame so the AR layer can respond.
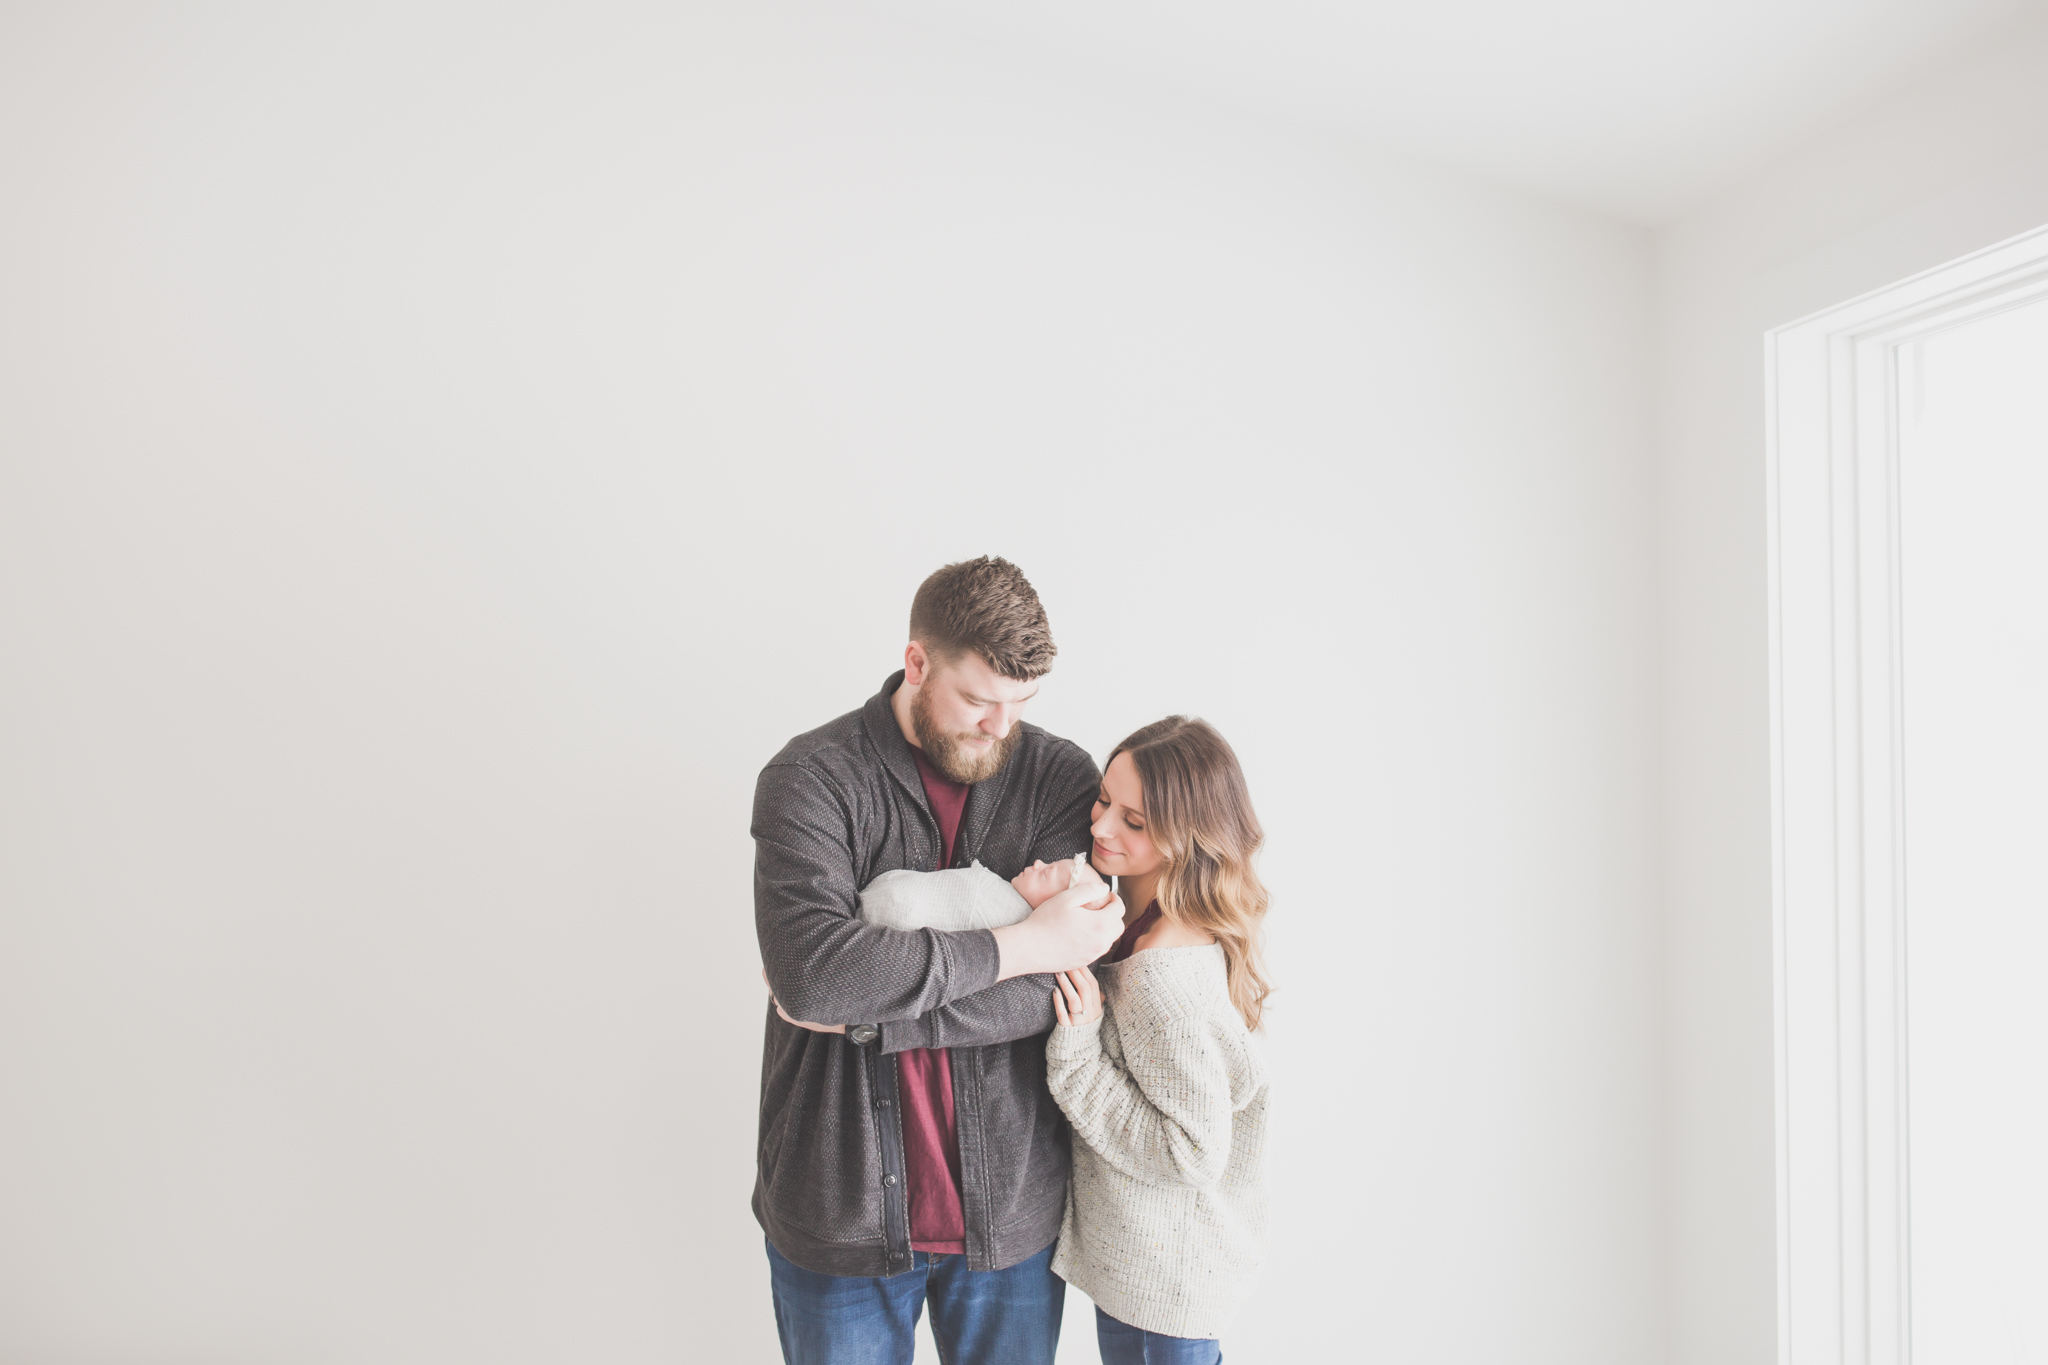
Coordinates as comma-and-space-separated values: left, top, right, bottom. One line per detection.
1107, 900, 1163, 964
901, 748, 970, 1254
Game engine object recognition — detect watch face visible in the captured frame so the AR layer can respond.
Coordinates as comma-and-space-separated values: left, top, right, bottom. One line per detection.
849, 1025, 879, 1045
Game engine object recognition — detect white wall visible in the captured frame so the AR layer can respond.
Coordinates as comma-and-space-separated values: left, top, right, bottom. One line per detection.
0, 4, 1660, 1362
1654, 16, 2048, 1364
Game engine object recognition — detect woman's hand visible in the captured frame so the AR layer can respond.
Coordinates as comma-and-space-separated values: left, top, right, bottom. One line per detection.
1051, 966, 1103, 1028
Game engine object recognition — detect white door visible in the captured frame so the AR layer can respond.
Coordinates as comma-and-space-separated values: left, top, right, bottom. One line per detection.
1897, 296, 2048, 1365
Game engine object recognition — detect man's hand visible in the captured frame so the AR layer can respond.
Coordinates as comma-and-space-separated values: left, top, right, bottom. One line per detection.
992, 883, 1125, 981
763, 968, 847, 1035
775, 1000, 847, 1034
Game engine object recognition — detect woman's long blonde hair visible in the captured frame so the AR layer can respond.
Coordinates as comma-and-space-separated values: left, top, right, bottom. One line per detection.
1111, 716, 1272, 1031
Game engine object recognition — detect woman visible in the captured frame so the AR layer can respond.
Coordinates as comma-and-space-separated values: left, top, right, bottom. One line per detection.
1047, 716, 1272, 1365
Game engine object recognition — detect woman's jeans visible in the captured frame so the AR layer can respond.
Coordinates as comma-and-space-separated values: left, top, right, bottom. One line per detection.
1094, 1305, 1223, 1365
765, 1237, 1063, 1365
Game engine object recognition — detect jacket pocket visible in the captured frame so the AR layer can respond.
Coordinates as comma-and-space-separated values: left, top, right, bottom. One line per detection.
759, 1034, 888, 1243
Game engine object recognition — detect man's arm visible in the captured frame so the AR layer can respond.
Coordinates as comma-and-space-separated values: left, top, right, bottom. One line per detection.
875, 974, 1055, 1053
755, 763, 999, 1026
877, 744, 1103, 1052
1022, 745, 1103, 870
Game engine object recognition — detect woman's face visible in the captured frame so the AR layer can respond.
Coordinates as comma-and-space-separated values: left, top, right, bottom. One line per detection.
1090, 751, 1163, 881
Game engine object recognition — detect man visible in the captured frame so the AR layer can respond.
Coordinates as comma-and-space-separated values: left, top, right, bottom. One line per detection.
753, 556, 1124, 1365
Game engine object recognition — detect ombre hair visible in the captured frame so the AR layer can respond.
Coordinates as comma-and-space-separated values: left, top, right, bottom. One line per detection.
1109, 717, 1272, 1030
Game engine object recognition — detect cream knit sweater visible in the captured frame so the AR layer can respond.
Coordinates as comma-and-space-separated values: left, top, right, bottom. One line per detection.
1045, 943, 1268, 1340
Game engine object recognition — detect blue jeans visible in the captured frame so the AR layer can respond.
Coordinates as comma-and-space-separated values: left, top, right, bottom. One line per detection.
1094, 1306, 1222, 1365
765, 1237, 1064, 1365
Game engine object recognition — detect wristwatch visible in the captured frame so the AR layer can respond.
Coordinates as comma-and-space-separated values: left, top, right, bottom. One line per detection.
848, 1024, 879, 1046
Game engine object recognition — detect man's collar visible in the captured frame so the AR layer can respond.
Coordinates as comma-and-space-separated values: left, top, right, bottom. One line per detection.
864, 670, 1020, 847
865, 671, 927, 807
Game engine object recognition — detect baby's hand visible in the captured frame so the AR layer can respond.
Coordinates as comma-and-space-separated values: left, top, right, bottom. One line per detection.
1066, 853, 1114, 910
1073, 879, 1122, 912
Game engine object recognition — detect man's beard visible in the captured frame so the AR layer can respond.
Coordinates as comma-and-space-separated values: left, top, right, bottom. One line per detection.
910, 684, 1024, 784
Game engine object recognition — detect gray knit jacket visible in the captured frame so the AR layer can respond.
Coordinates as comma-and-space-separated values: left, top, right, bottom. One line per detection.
752, 672, 1099, 1277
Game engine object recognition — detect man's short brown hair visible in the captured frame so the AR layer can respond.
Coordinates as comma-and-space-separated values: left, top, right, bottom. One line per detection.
909, 557, 1057, 681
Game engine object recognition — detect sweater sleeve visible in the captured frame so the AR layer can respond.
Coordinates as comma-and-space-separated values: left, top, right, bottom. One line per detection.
1044, 1000, 1237, 1190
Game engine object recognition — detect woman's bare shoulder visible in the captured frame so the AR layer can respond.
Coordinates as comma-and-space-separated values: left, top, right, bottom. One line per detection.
1132, 918, 1217, 952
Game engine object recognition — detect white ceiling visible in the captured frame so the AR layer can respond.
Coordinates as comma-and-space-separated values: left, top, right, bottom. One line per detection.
871, 0, 2046, 223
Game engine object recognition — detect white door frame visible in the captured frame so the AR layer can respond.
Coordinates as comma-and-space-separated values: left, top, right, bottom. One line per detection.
1766, 220, 2048, 1365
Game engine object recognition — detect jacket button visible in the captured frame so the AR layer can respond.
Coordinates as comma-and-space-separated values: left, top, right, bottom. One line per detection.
883, 1174, 898, 1187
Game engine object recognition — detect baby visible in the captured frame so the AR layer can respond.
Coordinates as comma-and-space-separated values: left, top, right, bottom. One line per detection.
859, 853, 1114, 933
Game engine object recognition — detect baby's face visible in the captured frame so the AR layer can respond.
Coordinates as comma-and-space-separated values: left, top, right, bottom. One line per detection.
1010, 856, 1106, 909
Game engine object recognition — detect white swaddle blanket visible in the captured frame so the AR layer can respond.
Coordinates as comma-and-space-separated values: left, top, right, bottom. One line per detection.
858, 854, 1093, 933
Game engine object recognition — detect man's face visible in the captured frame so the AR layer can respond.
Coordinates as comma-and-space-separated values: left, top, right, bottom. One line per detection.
907, 649, 1039, 784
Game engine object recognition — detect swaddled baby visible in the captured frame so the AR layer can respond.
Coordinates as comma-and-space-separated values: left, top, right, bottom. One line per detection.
859, 853, 1113, 933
